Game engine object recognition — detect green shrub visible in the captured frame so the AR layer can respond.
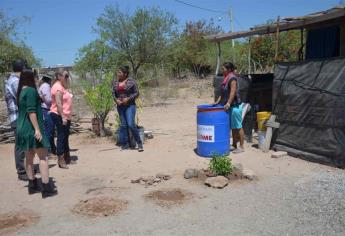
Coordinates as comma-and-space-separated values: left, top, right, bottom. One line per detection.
209, 154, 233, 176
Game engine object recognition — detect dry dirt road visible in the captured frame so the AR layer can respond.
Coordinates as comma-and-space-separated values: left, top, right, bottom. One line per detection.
1, 82, 345, 236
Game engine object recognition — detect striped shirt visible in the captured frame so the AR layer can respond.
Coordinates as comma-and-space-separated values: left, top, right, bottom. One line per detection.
4, 74, 19, 123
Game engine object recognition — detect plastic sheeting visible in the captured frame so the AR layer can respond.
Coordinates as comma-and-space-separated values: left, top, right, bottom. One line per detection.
273, 58, 345, 167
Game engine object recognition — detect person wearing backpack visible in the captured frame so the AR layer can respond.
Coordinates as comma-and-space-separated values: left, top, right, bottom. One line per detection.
215, 62, 245, 153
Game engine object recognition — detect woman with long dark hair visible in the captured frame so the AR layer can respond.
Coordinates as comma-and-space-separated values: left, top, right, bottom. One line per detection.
16, 70, 58, 198
112, 66, 143, 152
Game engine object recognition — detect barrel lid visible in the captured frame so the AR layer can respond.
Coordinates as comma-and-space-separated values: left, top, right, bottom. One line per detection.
197, 104, 225, 112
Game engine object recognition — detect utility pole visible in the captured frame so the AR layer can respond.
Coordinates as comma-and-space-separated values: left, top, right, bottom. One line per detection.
229, 7, 234, 48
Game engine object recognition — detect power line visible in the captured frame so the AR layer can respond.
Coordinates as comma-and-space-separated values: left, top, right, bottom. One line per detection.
173, 0, 227, 14
173, 0, 245, 30
233, 16, 244, 30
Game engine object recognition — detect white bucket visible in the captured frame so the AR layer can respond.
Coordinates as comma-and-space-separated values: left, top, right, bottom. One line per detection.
258, 131, 266, 150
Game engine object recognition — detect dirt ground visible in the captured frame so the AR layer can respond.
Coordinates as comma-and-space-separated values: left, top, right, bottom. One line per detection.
0, 79, 345, 236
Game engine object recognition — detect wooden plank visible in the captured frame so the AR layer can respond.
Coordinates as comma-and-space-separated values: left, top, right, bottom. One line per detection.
261, 115, 276, 152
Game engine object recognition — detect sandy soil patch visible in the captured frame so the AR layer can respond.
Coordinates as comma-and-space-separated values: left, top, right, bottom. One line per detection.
0, 211, 40, 235
145, 188, 192, 207
72, 197, 128, 218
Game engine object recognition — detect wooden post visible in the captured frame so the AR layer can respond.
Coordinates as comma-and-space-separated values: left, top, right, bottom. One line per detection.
274, 16, 281, 62
248, 37, 252, 74
299, 28, 304, 61
262, 115, 280, 152
215, 42, 221, 76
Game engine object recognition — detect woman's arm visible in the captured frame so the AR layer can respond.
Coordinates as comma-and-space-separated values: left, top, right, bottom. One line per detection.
28, 112, 42, 142
112, 80, 122, 105
214, 96, 221, 105
56, 91, 66, 124
224, 80, 237, 111
123, 80, 139, 105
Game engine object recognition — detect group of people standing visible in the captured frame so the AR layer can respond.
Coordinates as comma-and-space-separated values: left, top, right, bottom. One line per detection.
4, 59, 74, 198
4, 60, 144, 199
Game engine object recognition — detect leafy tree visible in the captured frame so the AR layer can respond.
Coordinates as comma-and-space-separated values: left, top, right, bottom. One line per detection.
177, 19, 222, 77
95, 5, 177, 79
0, 11, 40, 74
250, 30, 301, 72
74, 39, 121, 87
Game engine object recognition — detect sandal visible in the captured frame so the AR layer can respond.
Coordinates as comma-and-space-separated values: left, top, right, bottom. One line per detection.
232, 148, 244, 154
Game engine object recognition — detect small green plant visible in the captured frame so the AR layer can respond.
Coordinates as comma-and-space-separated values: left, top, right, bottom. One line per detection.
84, 73, 114, 137
209, 154, 233, 176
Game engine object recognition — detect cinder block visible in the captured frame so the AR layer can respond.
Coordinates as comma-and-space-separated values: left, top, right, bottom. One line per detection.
271, 151, 288, 158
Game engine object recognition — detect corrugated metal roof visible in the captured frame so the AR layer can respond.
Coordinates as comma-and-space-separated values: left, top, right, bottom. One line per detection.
205, 6, 345, 42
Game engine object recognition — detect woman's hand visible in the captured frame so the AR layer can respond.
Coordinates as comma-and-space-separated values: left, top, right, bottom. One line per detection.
122, 97, 129, 105
62, 117, 68, 125
224, 103, 231, 111
116, 99, 123, 105
34, 129, 42, 142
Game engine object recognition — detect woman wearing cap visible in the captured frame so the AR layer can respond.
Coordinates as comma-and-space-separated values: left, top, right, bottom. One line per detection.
215, 62, 245, 153
16, 69, 58, 198
38, 72, 56, 156
50, 70, 73, 168
112, 66, 143, 152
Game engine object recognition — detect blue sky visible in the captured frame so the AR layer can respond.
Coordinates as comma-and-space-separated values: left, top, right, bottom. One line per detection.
0, 0, 340, 66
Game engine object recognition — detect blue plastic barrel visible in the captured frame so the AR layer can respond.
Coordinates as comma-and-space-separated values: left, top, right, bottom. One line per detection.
197, 104, 230, 157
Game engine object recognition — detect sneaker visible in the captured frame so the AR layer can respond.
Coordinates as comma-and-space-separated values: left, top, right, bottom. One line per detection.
121, 144, 129, 150
18, 173, 29, 181
232, 148, 244, 154
138, 143, 144, 152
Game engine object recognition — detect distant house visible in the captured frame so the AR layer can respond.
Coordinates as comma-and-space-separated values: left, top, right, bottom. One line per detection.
205, 6, 345, 167
36, 65, 74, 75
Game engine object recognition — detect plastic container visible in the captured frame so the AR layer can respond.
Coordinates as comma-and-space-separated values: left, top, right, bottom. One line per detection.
258, 130, 266, 150
197, 104, 230, 157
256, 111, 271, 131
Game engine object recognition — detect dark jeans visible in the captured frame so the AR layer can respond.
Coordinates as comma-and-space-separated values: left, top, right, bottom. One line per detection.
42, 108, 56, 153
11, 121, 26, 175
51, 113, 70, 156
117, 105, 142, 147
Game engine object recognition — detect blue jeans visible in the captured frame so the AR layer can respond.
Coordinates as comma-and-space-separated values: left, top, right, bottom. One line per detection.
50, 113, 70, 156
117, 105, 142, 147
42, 108, 56, 153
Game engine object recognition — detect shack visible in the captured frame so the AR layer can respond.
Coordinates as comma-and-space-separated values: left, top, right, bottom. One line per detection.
205, 6, 345, 167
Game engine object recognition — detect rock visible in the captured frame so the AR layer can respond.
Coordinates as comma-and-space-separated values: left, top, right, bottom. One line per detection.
242, 169, 258, 181
184, 168, 199, 179
204, 169, 216, 177
205, 176, 229, 189
232, 163, 244, 177
156, 173, 171, 180
131, 177, 142, 183
153, 178, 161, 183
141, 176, 155, 182
271, 151, 288, 159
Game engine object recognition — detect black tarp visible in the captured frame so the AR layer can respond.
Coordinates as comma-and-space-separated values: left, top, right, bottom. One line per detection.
273, 58, 345, 168
306, 25, 340, 59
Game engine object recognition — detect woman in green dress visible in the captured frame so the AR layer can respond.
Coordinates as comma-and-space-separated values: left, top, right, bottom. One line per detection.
16, 70, 58, 198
